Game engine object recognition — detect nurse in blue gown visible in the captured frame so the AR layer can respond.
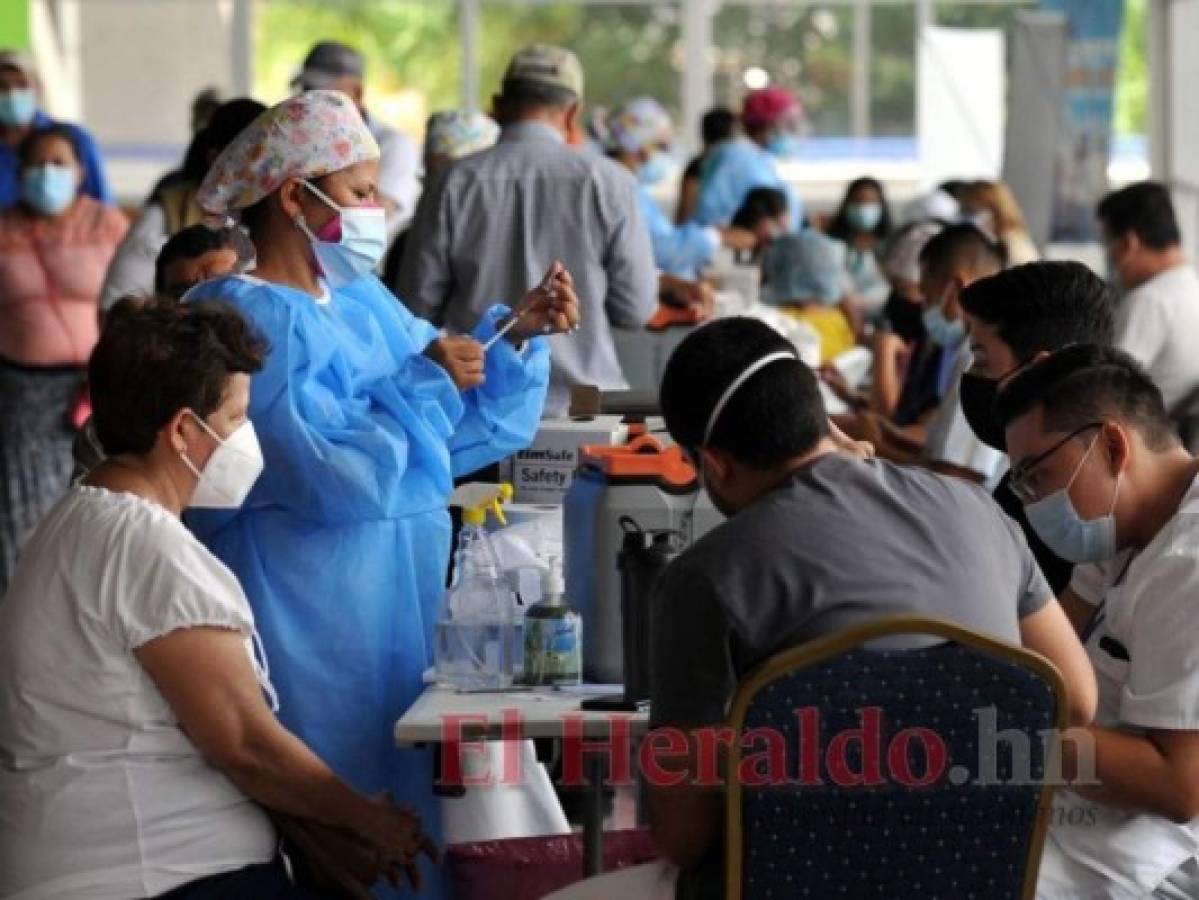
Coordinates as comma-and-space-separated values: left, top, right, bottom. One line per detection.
605, 98, 756, 281
184, 91, 579, 897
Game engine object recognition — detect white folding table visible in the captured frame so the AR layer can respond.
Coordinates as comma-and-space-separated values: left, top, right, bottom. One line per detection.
395, 686, 650, 877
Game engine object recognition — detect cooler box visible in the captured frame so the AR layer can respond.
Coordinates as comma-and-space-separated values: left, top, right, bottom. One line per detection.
501, 416, 629, 504
564, 435, 723, 683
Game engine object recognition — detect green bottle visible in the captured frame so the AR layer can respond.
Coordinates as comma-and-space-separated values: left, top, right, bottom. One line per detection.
523, 556, 582, 686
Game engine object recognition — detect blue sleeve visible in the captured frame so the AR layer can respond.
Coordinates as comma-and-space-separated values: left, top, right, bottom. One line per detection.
693, 155, 743, 228
68, 125, 114, 205
640, 188, 716, 279
187, 277, 466, 528
786, 182, 805, 232
450, 306, 550, 477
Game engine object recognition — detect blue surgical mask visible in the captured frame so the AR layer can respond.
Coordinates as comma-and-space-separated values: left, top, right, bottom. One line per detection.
921, 304, 965, 348
21, 163, 77, 215
1025, 436, 1121, 563
0, 88, 37, 127
845, 201, 883, 233
765, 132, 801, 159
296, 180, 387, 289
638, 151, 670, 187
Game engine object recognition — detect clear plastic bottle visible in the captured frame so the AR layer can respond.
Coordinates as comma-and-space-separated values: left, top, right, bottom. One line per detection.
435, 495, 516, 690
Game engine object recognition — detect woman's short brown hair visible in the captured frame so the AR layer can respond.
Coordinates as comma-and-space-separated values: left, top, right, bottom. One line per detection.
88, 296, 267, 456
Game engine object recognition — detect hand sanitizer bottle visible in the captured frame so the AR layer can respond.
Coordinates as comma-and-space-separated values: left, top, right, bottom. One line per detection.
522, 555, 582, 686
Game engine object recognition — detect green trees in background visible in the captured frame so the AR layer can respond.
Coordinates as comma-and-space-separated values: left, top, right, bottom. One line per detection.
1115, 0, 1146, 135
255, 0, 1147, 140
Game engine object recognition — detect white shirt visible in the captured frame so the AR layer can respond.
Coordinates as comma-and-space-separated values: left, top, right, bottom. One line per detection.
923, 340, 1005, 485
1048, 475, 1199, 896
0, 487, 277, 899
368, 114, 421, 238
99, 202, 168, 312
1114, 263, 1199, 413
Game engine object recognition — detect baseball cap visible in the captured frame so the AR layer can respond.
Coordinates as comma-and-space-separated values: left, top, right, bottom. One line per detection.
294, 41, 365, 91
741, 87, 802, 129
502, 45, 584, 99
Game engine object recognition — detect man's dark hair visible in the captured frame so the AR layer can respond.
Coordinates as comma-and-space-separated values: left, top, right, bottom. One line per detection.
995, 344, 1178, 451
660, 317, 828, 468
731, 186, 788, 231
960, 261, 1115, 360
497, 78, 577, 116
1097, 181, 1181, 251
701, 107, 736, 146
154, 225, 237, 294
919, 221, 1006, 276
89, 296, 267, 456
17, 124, 82, 169
938, 179, 967, 200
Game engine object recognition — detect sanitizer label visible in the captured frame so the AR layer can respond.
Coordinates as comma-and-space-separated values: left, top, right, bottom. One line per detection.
524, 614, 582, 685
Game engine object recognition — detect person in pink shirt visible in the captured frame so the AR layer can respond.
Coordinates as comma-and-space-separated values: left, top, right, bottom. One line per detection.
0, 123, 127, 589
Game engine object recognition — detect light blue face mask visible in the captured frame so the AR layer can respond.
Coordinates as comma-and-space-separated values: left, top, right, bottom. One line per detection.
845, 201, 883, 233
21, 163, 77, 215
295, 180, 387, 289
1025, 435, 1121, 563
921, 304, 966, 348
0, 88, 37, 127
766, 132, 802, 159
638, 151, 670, 187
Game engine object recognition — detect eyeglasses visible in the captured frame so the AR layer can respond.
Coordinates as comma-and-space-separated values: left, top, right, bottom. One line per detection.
1008, 423, 1103, 503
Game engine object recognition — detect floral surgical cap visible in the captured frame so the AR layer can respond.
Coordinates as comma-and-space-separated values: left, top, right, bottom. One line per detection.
606, 98, 672, 154
197, 90, 380, 224
424, 110, 500, 162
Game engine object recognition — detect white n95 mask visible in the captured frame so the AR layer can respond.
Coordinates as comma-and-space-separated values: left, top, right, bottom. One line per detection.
181, 412, 264, 509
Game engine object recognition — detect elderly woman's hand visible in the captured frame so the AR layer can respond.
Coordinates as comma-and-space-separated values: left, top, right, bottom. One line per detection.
503, 261, 581, 344
358, 798, 440, 892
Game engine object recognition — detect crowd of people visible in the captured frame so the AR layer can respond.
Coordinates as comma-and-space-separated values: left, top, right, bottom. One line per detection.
0, 31, 1197, 900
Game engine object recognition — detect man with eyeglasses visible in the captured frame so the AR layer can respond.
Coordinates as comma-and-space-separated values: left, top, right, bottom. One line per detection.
996, 345, 1199, 899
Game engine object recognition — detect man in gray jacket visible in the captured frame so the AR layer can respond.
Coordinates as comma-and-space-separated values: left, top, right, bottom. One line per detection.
398, 45, 657, 415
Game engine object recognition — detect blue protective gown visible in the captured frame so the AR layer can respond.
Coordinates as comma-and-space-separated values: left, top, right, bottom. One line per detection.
638, 185, 717, 280
186, 273, 550, 898
693, 136, 804, 232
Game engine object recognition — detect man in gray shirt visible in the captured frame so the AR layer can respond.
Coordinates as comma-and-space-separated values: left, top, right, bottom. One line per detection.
398, 45, 657, 415
546, 317, 1096, 900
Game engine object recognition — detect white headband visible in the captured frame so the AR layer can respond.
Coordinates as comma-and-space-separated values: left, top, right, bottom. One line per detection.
702, 351, 798, 445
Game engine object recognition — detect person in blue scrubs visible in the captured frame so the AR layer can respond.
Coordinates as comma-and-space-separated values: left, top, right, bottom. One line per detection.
693, 86, 805, 232
185, 91, 578, 897
0, 50, 111, 209
605, 98, 755, 280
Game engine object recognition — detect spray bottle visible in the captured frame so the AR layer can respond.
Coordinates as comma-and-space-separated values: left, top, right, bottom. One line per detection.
434, 484, 516, 690
523, 554, 582, 686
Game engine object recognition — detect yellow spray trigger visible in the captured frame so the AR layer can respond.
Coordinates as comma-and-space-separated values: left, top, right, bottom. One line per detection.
490, 483, 514, 525
450, 482, 514, 527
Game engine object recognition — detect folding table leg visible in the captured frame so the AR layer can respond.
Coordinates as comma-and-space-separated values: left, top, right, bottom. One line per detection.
582, 752, 605, 877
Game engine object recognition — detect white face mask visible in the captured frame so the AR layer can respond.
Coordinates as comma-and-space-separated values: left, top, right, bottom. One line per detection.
180, 412, 264, 509
295, 180, 387, 289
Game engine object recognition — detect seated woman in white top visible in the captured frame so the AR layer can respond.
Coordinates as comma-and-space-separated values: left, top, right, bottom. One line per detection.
0, 297, 436, 899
